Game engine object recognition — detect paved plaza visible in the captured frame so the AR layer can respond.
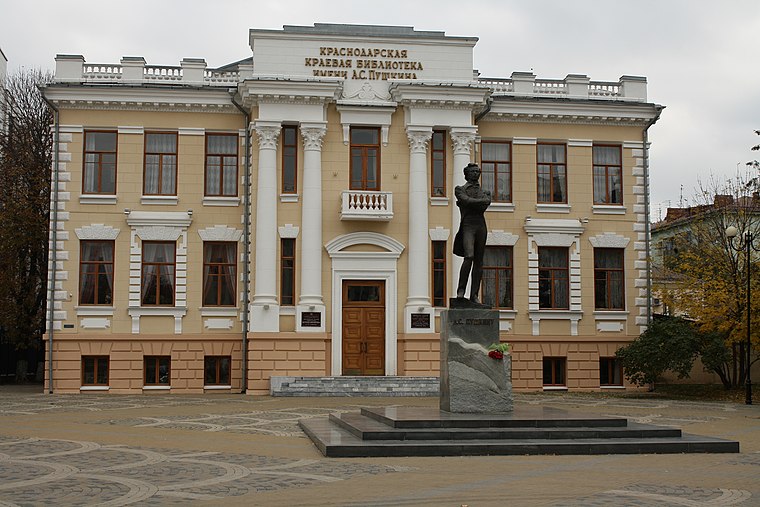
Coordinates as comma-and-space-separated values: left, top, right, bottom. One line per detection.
0, 385, 759, 506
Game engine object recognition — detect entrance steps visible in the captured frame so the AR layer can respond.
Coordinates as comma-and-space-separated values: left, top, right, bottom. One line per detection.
270, 376, 439, 397
300, 406, 740, 457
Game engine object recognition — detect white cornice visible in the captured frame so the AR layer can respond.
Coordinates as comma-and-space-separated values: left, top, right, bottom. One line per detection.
238, 78, 343, 107
389, 81, 489, 108
485, 99, 660, 126
43, 85, 238, 113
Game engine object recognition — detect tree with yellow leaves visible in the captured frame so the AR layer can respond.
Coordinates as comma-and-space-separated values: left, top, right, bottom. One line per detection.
654, 173, 760, 389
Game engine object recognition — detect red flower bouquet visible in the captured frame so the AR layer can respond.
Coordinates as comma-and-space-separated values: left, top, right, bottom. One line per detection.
487, 342, 509, 360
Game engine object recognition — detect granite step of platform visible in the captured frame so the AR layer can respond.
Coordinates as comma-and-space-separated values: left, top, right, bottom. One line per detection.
329, 412, 682, 441
270, 376, 440, 397
299, 406, 740, 457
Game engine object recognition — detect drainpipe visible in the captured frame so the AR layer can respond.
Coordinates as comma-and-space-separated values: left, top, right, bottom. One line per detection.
231, 92, 251, 394
643, 105, 664, 325
40, 90, 59, 394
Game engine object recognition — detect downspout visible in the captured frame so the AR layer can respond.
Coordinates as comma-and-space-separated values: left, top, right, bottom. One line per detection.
643, 105, 664, 325
231, 92, 251, 394
40, 90, 59, 394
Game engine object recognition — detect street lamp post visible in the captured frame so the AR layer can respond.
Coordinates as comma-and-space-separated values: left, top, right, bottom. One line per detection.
726, 225, 755, 405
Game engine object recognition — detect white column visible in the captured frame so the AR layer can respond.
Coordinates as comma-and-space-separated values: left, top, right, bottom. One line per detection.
450, 128, 478, 300
405, 127, 434, 333
297, 122, 327, 332
251, 121, 280, 332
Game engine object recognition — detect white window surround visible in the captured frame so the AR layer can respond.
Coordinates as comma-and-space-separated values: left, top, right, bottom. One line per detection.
141, 195, 179, 206
488, 203, 515, 212
126, 211, 192, 334
199, 307, 238, 317
336, 104, 395, 146
536, 203, 571, 214
75, 224, 120, 240
542, 386, 568, 391
486, 230, 519, 246
80, 386, 109, 391
428, 227, 450, 242
600, 385, 626, 390
326, 232, 404, 377
143, 385, 170, 391
128, 307, 188, 334
524, 218, 585, 336
430, 197, 449, 206
593, 310, 630, 319
204, 385, 232, 390
75, 306, 115, 316
278, 224, 300, 239
197, 225, 242, 242
588, 233, 630, 249
202, 196, 240, 207
80, 195, 117, 205
592, 204, 627, 215
280, 194, 300, 203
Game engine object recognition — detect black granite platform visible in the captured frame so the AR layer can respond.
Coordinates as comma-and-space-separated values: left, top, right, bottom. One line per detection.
299, 406, 740, 457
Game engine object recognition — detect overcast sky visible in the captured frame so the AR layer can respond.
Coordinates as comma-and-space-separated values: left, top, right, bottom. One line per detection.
3, 0, 758, 221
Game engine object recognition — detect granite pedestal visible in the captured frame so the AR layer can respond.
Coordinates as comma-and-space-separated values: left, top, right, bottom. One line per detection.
440, 308, 513, 413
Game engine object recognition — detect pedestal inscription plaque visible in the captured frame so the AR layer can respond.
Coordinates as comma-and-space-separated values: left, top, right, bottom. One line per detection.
440, 308, 513, 413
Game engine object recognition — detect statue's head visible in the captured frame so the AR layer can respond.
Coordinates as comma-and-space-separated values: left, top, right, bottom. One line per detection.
463, 163, 481, 182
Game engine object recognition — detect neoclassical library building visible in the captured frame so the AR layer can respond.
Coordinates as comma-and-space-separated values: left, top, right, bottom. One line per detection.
43, 24, 662, 394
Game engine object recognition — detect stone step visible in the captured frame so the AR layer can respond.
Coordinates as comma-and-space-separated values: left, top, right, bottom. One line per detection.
270, 376, 440, 397
299, 405, 740, 458
330, 412, 682, 441
300, 417, 739, 458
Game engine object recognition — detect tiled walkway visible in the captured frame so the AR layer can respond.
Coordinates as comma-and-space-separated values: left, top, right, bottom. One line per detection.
0, 386, 758, 506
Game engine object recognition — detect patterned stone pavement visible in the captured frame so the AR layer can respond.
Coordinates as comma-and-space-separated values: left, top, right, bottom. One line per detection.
0, 435, 405, 506
0, 386, 758, 506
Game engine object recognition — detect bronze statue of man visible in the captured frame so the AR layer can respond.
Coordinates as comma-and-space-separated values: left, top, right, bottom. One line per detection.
453, 163, 491, 305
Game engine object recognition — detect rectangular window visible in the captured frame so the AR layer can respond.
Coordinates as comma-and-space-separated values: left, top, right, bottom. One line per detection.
481, 141, 511, 202
482, 246, 513, 309
141, 241, 175, 306
205, 133, 238, 197
543, 357, 566, 386
432, 240, 447, 307
82, 356, 109, 386
79, 240, 114, 305
280, 238, 295, 306
431, 130, 446, 197
537, 144, 567, 203
350, 127, 380, 191
204, 356, 231, 386
600, 357, 623, 386
203, 242, 237, 306
282, 126, 298, 194
144, 356, 171, 386
593, 145, 622, 204
144, 132, 177, 195
83, 131, 117, 194
539, 247, 569, 309
594, 248, 625, 310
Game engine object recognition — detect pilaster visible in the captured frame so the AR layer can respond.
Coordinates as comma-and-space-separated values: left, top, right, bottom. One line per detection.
251, 121, 280, 332
405, 127, 434, 333
297, 122, 328, 332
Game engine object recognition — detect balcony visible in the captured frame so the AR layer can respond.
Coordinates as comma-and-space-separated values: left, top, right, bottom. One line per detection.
340, 190, 393, 221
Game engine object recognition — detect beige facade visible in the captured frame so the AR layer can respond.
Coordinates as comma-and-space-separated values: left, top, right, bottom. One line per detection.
43, 24, 662, 394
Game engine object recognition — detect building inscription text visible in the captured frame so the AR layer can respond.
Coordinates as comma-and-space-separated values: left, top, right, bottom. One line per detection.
304, 46, 423, 80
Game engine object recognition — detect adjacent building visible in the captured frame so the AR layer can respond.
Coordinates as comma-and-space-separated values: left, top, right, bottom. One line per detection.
42, 24, 663, 394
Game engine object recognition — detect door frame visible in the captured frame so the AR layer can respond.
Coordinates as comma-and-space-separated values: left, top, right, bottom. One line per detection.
341, 280, 386, 375
326, 232, 403, 377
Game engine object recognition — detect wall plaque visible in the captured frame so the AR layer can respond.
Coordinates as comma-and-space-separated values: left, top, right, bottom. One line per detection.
411, 313, 431, 329
301, 311, 322, 328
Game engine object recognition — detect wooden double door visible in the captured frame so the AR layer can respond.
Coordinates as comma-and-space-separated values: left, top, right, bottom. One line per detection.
342, 280, 385, 376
